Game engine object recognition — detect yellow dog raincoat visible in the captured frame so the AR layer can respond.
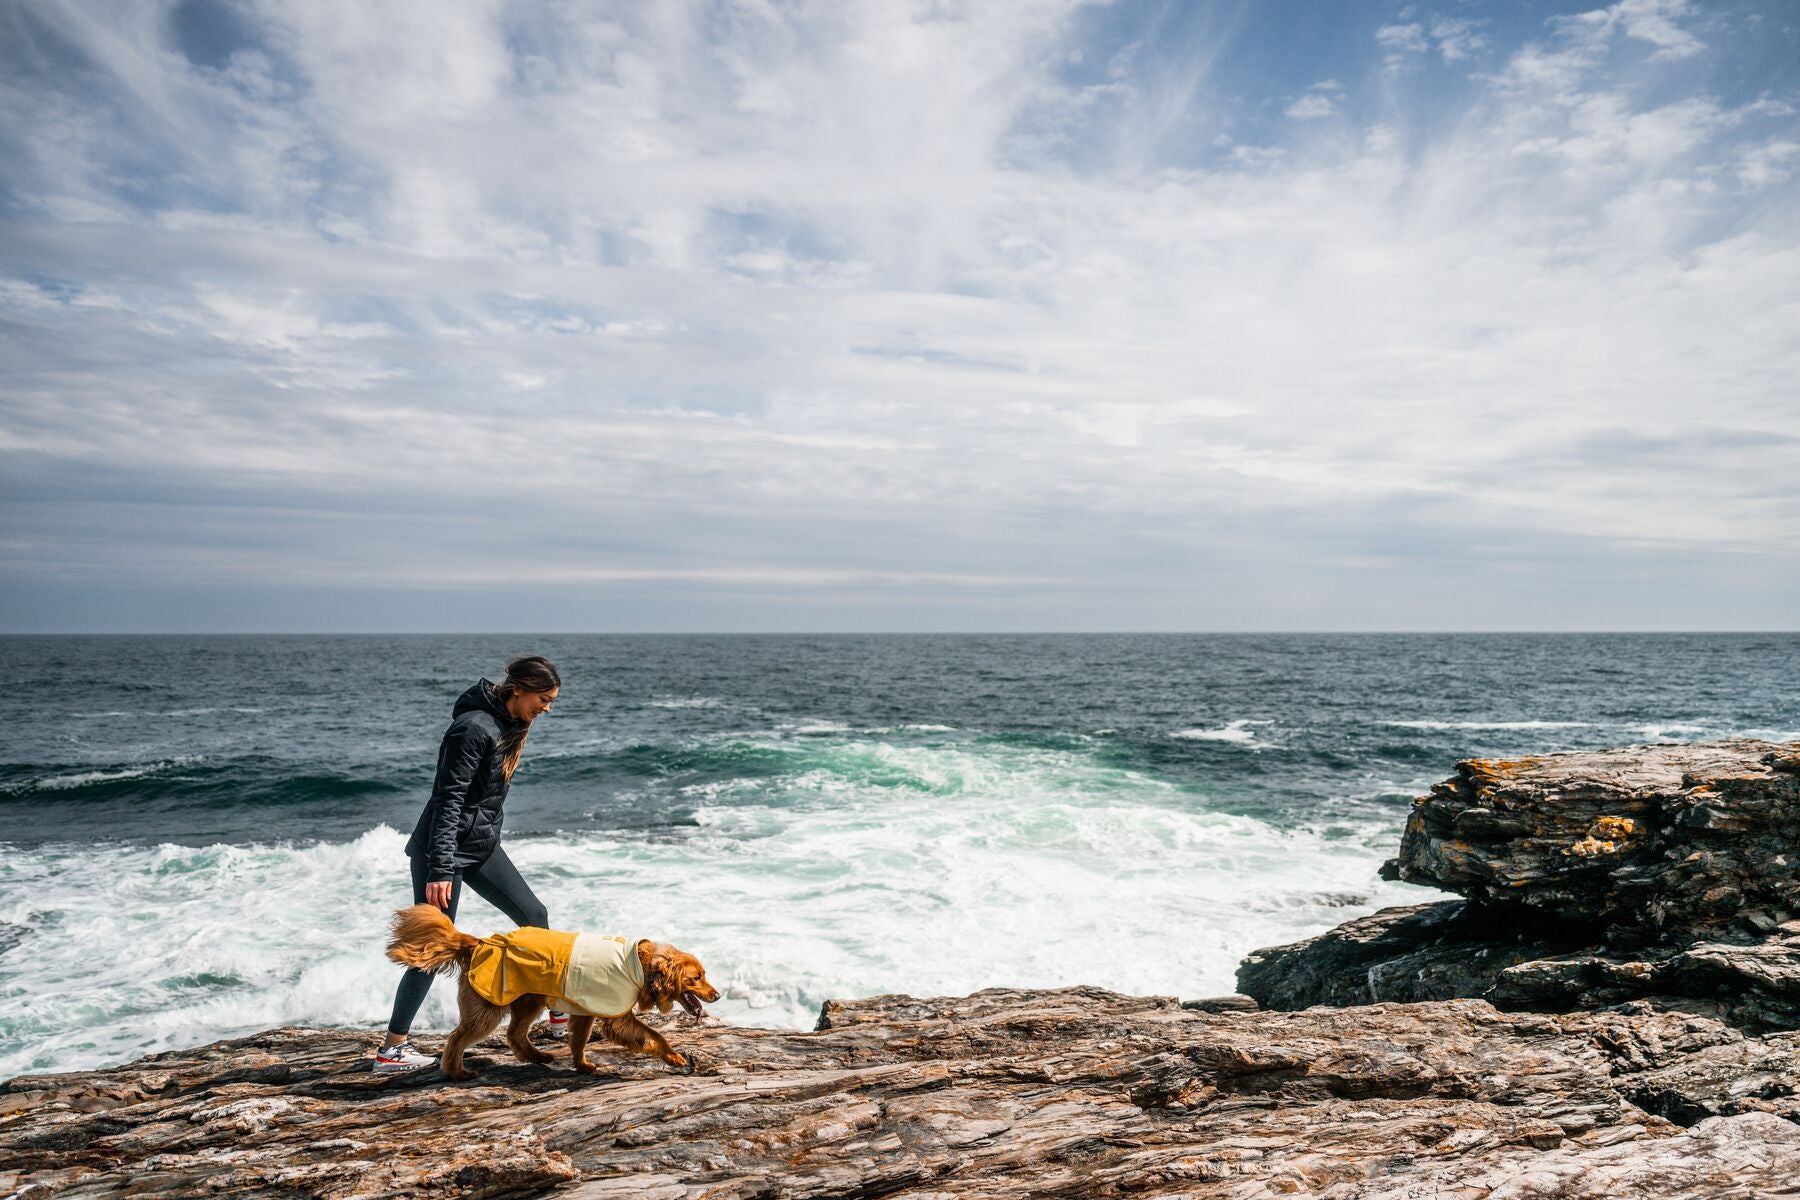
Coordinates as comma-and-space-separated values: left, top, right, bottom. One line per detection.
465, 927, 645, 1018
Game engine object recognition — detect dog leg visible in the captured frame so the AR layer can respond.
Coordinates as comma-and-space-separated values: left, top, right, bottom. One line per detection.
506, 995, 554, 1065
440, 978, 507, 1082
568, 1015, 598, 1073
601, 1013, 693, 1073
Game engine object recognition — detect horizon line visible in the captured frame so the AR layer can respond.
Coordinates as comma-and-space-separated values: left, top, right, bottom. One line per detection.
2, 629, 1796, 638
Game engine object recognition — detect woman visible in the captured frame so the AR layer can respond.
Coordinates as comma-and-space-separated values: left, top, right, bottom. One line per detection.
375, 655, 563, 1072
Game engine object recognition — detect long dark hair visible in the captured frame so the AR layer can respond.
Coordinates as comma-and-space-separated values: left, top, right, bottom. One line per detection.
492, 655, 560, 782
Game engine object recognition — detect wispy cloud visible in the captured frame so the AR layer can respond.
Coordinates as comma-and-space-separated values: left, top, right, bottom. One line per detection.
1285, 91, 1338, 120
0, 0, 1796, 631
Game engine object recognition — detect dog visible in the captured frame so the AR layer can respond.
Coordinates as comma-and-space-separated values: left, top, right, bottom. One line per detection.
385, 904, 720, 1080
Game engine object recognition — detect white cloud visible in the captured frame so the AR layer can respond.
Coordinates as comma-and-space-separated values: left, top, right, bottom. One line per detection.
1738, 140, 1800, 188
1382, 13, 1489, 66
1378, 23, 1429, 54
1552, 0, 1705, 63
1285, 93, 1336, 120
1429, 16, 1489, 62
1377, 21, 1429, 70
0, 0, 1795, 630
1613, 0, 1707, 60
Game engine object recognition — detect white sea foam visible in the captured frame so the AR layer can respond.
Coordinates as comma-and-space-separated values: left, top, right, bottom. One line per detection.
782, 720, 855, 735
1633, 723, 1711, 741
0, 734, 1420, 1080
648, 698, 724, 709
1170, 719, 1274, 746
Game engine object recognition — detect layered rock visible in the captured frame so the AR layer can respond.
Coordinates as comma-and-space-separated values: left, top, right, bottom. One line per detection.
6, 988, 1800, 1198
1388, 740, 1800, 940
1240, 741, 1800, 1031
1241, 899, 1800, 1031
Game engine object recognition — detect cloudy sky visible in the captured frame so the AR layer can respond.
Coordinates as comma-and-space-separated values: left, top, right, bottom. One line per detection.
2, 0, 1796, 632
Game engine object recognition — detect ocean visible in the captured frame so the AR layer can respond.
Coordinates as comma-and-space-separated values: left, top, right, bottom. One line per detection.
2, 633, 1796, 1080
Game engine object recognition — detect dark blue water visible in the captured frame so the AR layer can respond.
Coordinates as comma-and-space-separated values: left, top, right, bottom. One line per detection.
4, 633, 1795, 848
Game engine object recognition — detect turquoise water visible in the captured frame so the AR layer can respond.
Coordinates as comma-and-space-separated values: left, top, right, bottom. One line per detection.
1, 633, 1796, 1078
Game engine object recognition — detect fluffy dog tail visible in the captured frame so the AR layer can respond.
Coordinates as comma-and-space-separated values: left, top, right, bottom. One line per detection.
386, 903, 478, 976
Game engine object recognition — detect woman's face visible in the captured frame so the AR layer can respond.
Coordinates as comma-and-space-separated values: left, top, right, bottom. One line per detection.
507, 687, 558, 722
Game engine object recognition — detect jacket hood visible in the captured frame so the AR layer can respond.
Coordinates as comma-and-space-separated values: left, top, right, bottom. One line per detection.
453, 678, 524, 727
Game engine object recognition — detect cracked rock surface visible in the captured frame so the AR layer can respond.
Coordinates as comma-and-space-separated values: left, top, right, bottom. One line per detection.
6, 989, 1800, 1198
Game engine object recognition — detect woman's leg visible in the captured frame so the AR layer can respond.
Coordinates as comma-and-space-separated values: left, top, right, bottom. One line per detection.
460, 844, 549, 930
385, 855, 463, 1042
462, 846, 561, 1036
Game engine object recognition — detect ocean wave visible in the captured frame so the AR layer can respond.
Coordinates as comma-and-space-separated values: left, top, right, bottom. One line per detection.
1633, 723, 1711, 741
1380, 720, 1595, 731
1170, 719, 1275, 747
780, 720, 855, 736
0, 755, 399, 807
648, 697, 724, 709
0, 755, 206, 795
69, 707, 266, 719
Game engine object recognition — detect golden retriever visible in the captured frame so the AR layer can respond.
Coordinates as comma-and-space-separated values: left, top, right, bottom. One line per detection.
385, 903, 720, 1080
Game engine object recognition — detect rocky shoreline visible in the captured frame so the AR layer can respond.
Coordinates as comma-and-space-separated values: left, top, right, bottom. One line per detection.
4, 740, 1797, 1198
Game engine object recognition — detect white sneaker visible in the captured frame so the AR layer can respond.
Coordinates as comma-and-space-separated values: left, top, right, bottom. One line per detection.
374, 1039, 436, 1073
545, 1011, 569, 1040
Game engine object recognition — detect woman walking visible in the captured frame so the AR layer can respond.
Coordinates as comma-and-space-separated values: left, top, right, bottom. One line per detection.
375, 655, 563, 1072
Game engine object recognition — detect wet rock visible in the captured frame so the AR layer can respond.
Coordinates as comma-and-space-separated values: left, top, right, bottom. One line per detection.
1238, 901, 1586, 1010
1391, 740, 1800, 939
7, 989, 1800, 1198
1241, 741, 1800, 1034
1178, 994, 1260, 1013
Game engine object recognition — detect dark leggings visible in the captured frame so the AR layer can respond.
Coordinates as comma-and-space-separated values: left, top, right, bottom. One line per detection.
386, 844, 549, 1036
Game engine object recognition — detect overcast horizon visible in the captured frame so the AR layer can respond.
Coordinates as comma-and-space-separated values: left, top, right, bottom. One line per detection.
3, 0, 1797, 634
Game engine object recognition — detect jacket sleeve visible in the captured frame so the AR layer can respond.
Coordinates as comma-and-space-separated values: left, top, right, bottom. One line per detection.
425, 716, 491, 882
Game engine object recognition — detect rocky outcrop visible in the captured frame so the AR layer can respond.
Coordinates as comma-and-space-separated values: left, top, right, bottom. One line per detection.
1387, 740, 1800, 940
1240, 741, 1800, 1032
6, 988, 1800, 1199
1241, 899, 1800, 1031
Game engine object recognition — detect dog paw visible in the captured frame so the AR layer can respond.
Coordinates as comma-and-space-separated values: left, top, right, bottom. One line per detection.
665, 1052, 696, 1075
573, 1060, 598, 1074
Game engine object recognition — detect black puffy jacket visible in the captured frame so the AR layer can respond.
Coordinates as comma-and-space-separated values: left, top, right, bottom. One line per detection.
404, 679, 529, 881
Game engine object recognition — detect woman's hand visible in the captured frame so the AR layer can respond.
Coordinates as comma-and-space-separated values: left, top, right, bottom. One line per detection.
426, 880, 453, 910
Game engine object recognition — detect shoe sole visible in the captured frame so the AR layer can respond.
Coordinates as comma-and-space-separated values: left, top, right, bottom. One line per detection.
373, 1059, 434, 1072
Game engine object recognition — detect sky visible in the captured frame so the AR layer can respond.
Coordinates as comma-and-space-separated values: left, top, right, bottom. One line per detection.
1, 0, 1796, 633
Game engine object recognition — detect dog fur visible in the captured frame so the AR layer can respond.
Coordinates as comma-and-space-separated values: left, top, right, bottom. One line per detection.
385, 903, 720, 1080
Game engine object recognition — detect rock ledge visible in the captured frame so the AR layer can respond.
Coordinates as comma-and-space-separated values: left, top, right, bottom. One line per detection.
6, 988, 1800, 1198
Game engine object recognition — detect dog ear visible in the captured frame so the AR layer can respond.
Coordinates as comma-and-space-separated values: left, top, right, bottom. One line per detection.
644, 945, 677, 997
